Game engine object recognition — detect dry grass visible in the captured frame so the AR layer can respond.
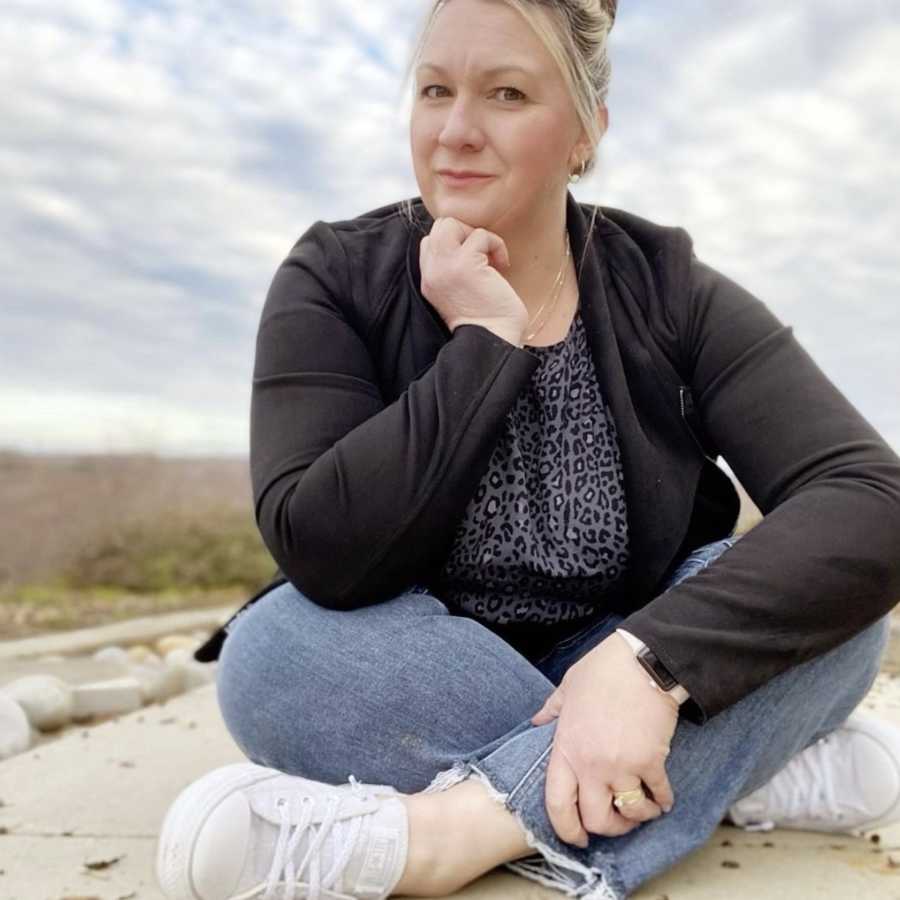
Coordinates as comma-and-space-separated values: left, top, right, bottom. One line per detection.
0, 450, 275, 638
0, 449, 259, 589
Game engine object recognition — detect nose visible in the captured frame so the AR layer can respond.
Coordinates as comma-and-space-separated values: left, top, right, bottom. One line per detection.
437, 95, 484, 151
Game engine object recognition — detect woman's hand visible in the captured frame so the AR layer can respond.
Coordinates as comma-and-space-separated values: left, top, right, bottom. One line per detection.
531, 632, 679, 844
418, 216, 528, 341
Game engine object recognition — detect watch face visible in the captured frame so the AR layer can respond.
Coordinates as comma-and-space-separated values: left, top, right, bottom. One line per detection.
637, 648, 678, 691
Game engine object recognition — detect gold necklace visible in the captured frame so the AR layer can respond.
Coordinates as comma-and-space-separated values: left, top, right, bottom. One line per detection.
524, 231, 571, 341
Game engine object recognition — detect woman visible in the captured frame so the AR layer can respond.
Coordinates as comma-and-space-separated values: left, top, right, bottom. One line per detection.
156, 1, 900, 898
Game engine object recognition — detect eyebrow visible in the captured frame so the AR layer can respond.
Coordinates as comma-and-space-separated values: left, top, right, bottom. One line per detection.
416, 62, 536, 79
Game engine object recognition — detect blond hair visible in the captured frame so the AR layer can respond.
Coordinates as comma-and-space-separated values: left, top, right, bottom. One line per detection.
397, 0, 616, 271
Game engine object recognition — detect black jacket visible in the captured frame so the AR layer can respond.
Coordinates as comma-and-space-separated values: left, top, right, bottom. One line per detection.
195, 190, 900, 726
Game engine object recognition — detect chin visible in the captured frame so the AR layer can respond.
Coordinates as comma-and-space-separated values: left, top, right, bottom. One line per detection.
431, 197, 494, 227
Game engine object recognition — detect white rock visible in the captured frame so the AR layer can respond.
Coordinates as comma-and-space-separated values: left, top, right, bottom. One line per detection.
164, 647, 193, 667
131, 663, 185, 704
0, 693, 31, 758
135, 650, 163, 668
183, 661, 217, 689
126, 644, 156, 664
156, 634, 201, 656
71, 678, 143, 720
164, 648, 217, 689
93, 645, 130, 665
3, 675, 73, 731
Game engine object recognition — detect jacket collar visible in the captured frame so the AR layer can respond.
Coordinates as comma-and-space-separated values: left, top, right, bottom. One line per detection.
405, 191, 701, 602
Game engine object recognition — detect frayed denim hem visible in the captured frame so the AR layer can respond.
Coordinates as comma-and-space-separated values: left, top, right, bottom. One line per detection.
422, 760, 625, 900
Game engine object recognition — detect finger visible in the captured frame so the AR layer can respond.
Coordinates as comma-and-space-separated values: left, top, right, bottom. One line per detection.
612, 790, 662, 823
463, 227, 509, 269
641, 762, 675, 814
544, 744, 589, 847
605, 806, 643, 835
433, 215, 468, 241
580, 784, 641, 837
492, 244, 511, 269
531, 689, 563, 725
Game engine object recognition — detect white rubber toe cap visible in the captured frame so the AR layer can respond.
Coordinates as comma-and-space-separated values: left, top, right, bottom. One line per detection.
192, 792, 252, 899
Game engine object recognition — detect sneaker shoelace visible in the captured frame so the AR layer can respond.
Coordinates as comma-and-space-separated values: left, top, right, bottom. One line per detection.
755, 734, 869, 830
264, 775, 377, 900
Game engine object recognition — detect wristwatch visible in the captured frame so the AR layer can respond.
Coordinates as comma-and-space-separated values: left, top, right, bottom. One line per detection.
615, 629, 690, 704
636, 644, 679, 688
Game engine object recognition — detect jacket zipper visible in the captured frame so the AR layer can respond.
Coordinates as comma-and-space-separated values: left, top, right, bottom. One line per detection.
679, 385, 716, 462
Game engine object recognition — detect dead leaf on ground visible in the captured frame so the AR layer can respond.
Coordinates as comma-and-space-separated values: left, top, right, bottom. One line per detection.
82, 853, 125, 870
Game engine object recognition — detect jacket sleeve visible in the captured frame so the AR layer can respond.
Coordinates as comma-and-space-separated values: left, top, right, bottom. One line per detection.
619, 248, 900, 724
250, 220, 540, 609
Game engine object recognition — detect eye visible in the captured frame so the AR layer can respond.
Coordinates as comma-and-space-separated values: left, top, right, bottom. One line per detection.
418, 85, 526, 102
495, 87, 525, 102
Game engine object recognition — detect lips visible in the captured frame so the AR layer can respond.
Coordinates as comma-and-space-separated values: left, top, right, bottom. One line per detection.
438, 172, 494, 186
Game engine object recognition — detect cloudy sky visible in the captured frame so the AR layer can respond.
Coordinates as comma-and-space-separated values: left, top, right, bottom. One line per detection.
2, 0, 898, 459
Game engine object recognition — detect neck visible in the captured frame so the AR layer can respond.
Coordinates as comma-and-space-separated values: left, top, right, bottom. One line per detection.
488, 200, 571, 322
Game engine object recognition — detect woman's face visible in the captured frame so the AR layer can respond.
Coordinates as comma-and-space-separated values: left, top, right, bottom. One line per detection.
409, 0, 589, 232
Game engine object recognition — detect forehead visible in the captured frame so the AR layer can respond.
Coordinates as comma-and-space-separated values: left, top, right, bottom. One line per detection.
416, 61, 539, 79
417, 0, 553, 78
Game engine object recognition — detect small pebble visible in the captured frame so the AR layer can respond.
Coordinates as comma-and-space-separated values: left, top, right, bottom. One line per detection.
721, 860, 740, 869
157, 634, 200, 656
93, 645, 129, 665
126, 644, 157, 663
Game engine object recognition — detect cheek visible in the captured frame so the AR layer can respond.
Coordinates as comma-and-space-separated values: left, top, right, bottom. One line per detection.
507, 121, 567, 167
409, 120, 432, 161
412, 119, 440, 149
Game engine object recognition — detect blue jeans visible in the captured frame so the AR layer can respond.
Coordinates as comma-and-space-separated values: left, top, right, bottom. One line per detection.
216, 536, 891, 899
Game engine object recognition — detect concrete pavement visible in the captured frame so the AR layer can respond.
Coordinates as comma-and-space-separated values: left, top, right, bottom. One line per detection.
2, 622, 900, 899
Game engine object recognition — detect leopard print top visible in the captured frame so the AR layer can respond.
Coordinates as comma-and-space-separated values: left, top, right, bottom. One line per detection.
436, 304, 630, 639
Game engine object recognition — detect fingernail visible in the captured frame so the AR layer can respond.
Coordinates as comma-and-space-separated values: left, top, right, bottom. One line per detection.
663, 804, 673, 813
578, 835, 589, 848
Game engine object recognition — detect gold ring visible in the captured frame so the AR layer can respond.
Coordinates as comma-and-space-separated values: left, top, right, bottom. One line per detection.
612, 787, 646, 809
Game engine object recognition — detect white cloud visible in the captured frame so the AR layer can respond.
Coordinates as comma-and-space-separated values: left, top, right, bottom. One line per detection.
1, 0, 897, 458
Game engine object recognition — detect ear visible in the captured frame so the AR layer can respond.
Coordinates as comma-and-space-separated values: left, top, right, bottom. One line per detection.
570, 104, 609, 169
595, 103, 609, 140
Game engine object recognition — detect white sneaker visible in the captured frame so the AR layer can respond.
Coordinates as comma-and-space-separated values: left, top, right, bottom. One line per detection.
727, 710, 900, 835
156, 762, 409, 900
